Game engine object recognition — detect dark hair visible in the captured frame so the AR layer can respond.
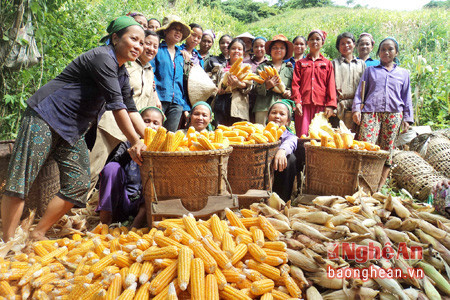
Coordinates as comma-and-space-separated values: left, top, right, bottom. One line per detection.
335, 32, 355, 50
127, 12, 145, 18
189, 23, 203, 31
268, 40, 287, 56
140, 107, 164, 121
114, 25, 143, 40
267, 103, 292, 123
376, 38, 400, 60
219, 34, 233, 44
144, 30, 160, 40
356, 34, 375, 46
148, 18, 161, 26
292, 35, 306, 44
228, 38, 246, 52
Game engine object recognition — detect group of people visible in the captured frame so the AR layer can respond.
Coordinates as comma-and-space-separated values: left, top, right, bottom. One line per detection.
1, 13, 413, 242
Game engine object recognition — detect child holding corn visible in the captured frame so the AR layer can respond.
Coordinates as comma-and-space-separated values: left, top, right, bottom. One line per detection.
268, 100, 298, 201
292, 29, 337, 137
96, 107, 166, 227
352, 37, 413, 188
254, 34, 294, 125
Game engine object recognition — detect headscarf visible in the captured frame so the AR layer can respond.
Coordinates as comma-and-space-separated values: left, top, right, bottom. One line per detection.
270, 99, 295, 115
308, 29, 327, 41
252, 36, 267, 46
100, 16, 142, 44
139, 106, 167, 122
203, 29, 216, 41
190, 101, 214, 131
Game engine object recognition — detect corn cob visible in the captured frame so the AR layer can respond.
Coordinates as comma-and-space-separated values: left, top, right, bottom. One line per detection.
243, 268, 266, 281
144, 127, 156, 146
236, 234, 253, 245
152, 279, 180, 300
213, 268, 227, 290
222, 232, 236, 258
263, 130, 277, 143
134, 282, 150, 300
33, 243, 49, 257
264, 255, 284, 266
124, 262, 141, 288
240, 217, 259, 228
165, 282, 178, 300
190, 258, 206, 300
34, 289, 51, 300
251, 278, 274, 295
149, 259, 178, 295
79, 280, 104, 300
188, 240, 217, 274
282, 274, 301, 298
148, 127, 167, 151
117, 282, 136, 300
250, 227, 265, 247
240, 209, 257, 218
263, 241, 287, 252
231, 243, 248, 266
205, 274, 219, 300
21, 283, 31, 299
32, 272, 58, 288
182, 214, 202, 241
197, 135, 215, 150
89, 253, 114, 276
251, 133, 269, 144
40, 246, 68, 266
261, 293, 274, 300
154, 235, 183, 249
0, 281, 14, 298
106, 273, 122, 300
271, 289, 291, 300
138, 245, 179, 262
211, 215, 226, 241
220, 284, 252, 300
246, 259, 281, 281
202, 236, 232, 269
18, 262, 42, 286
222, 267, 246, 283
263, 248, 288, 262
176, 246, 192, 291
154, 258, 176, 269
258, 216, 280, 241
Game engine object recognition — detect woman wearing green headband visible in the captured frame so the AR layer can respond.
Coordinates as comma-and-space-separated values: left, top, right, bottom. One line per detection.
267, 100, 298, 201
187, 101, 213, 132
2, 16, 146, 241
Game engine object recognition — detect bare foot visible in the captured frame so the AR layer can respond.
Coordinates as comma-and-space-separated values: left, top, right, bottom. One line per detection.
29, 230, 48, 241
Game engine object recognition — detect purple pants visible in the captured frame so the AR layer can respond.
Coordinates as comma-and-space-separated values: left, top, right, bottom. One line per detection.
96, 162, 142, 222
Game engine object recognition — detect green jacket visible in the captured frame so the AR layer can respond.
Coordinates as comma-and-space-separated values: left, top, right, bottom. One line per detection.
254, 61, 293, 112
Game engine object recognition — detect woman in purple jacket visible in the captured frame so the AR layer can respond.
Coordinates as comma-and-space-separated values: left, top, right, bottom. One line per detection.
267, 99, 298, 201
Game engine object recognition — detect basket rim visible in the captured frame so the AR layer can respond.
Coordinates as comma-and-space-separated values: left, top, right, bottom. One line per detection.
142, 146, 233, 157
229, 140, 281, 149
304, 142, 389, 158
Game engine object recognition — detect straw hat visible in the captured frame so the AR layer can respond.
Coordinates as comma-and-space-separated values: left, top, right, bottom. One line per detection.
188, 65, 218, 105
265, 34, 294, 60
156, 15, 192, 41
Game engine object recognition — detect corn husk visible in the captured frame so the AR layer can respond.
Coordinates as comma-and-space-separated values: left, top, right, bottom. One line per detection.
267, 192, 285, 210
392, 197, 411, 219
293, 211, 333, 225
286, 249, 322, 273
373, 266, 409, 300
306, 286, 323, 299
383, 228, 410, 243
418, 220, 450, 249
416, 261, 450, 295
384, 217, 402, 230
307, 270, 348, 289
421, 276, 442, 300
266, 218, 291, 233
291, 222, 332, 242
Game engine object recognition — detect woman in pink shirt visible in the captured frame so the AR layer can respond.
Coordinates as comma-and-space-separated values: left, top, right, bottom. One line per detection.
291, 29, 337, 137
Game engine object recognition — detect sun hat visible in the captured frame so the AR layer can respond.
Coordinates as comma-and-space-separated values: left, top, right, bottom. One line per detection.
100, 16, 142, 43
156, 15, 192, 41
236, 32, 255, 43
265, 34, 294, 60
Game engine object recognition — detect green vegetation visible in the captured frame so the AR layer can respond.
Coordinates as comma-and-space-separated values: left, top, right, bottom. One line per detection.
1, 0, 449, 140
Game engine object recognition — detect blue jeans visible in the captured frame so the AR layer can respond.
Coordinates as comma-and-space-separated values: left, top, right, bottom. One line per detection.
161, 101, 183, 132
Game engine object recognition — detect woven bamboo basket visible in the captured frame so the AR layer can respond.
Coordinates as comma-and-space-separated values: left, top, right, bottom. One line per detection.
305, 143, 389, 196
0, 140, 60, 217
392, 150, 448, 201
409, 133, 450, 178
140, 147, 232, 214
227, 141, 280, 195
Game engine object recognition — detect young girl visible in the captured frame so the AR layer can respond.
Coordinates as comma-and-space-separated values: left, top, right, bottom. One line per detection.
148, 18, 161, 32
204, 34, 232, 72
331, 32, 366, 131
285, 36, 307, 68
357, 33, 380, 67
292, 29, 337, 137
181, 23, 204, 67
353, 37, 413, 188
244, 37, 268, 73
199, 29, 215, 66
153, 15, 192, 132
254, 34, 293, 125
96, 107, 165, 227
268, 100, 298, 201
213, 38, 252, 126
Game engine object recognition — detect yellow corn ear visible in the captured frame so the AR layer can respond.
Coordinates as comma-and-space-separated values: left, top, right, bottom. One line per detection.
283, 274, 301, 298
248, 243, 268, 263
246, 259, 281, 281
211, 214, 225, 242
258, 216, 280, 241
40, 246, 68, 265
178, 246, 193, 291
190, 258, 206, 300
240, 209, 257, 218
236, 234, 253, 245
117, 282, 137, 300
333, 132, 345, 149
111, 253, 133, 268
225, 208, 247, 230
138, 245, 179, 262
213, 268, 227, 290
0, 281, 14, 297
124, 262, 141, 287
271, 289, 291, 300
263, 130, 276, 143
32, 273, 58, 288
261, 293, 274, 300
182, 214, 202, 241
214, 129, 224, 143
205, 274, 219, 300
149, 259, 178, 295
136, 238, 151, 251
144, 127, 157, 146
220, 284, 252, 300
198, 135, 216, 150
250, 279, 274, 295
231, 243, 248, 266
320, 135, 328, 147
162, 131, 175, 152
18, 262, 42, 286
154, 235, 183, 249
166, 282, 178, 300
148, 127, 167, 151
222, 268, 246, 283
79, 281, 103, 300
243, 268, 266, 282
264, 256, 285, 266
229, 57, 243, 75
250, 227, 265, 247
250, 133, 269, 144
342, 133, 353, 149
197, 223, 213, 238
33, 243, 49, 257
188, 240, 217, 274
106, 273, 122, 299
138, 261, 154, 284
90, 253, 114, 276
134, 282, 150, 300
222, 232, 236, 258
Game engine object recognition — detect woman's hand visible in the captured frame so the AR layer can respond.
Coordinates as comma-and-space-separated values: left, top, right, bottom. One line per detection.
352, 111, 361, 125
181, 50, 192, 61
324, 107, 335, 118
282, 89, 291, 99
401, 121, 410, 133
228, 74, 245, 89
265, 76, 280, 91
183, 111, 189, 127
128, 139, 146, 166
217, 87, 226, 95
295, 103, 303, 116
273, 149, 287, 172
155, 98, 162, 109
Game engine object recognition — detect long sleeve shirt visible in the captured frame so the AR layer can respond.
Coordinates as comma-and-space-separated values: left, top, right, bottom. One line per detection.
151, 42, 190, 111
332, 56, 366, 101
180, 44, 204, 68
254, 61, 293, 112
279, 130, 297, 156
27, 45, 137, 146
352, 64, 413, 123
291, 53, 337, 108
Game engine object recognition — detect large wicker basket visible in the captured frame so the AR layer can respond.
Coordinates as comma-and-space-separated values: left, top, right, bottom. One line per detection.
392, 150, 448, 201
140, 147, 233, 215
305, 143, 389, 196
409, 133, 450, 178
0, 140, 60, 217
227, 141, 280, 195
